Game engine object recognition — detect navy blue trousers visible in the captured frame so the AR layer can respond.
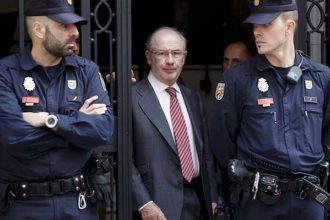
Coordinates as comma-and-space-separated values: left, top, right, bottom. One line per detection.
234, 192, 324, 220
0, 193, 99, 220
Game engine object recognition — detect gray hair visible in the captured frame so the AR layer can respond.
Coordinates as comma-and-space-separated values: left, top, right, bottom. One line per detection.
145, 26, 187, 50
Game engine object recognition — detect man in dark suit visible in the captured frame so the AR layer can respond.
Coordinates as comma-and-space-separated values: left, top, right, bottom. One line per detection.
132, 26, 218, 220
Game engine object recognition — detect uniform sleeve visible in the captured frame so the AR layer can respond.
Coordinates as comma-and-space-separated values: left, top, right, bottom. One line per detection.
0, 65, 69, 159
321, 66, 330, 151
210, 72, 241, 169
56, 62, 114, 149
198, 93, 219, 203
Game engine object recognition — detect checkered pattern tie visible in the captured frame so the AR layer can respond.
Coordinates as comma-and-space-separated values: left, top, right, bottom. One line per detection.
166, 87, 194, 182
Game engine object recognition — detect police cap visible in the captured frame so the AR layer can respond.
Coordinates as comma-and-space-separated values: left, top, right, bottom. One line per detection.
243, 0, 297, 25
25, 0, 87, 25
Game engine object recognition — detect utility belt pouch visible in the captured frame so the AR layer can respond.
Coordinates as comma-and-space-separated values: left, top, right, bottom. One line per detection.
303, 176, 330, 210
0, 183, 14, 213
259, 175, 281, 205
315, 161, 329, 188
85, 153, 113, 207
227, 159, 254, 208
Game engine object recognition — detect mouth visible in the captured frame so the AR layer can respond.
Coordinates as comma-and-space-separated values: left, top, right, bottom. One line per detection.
255, 39, 265, 45
164, 68, 177, 73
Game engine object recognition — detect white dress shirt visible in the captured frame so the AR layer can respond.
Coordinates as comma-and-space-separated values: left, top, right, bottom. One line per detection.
148, 73, 200, 177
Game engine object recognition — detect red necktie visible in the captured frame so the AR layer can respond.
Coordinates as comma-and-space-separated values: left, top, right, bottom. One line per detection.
166, 87, 194, 182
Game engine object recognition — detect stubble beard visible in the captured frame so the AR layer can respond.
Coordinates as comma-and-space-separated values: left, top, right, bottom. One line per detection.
44, 27, 75, 57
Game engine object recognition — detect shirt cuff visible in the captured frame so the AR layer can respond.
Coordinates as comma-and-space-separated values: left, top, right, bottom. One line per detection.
138, 201, 153, 212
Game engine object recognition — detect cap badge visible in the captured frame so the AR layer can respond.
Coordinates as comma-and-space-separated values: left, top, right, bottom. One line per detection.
67, 0, 73, 5
23, 77, 36, 92
254, 0, 260, 7
215, 83, 225, 100
257, 78, 269, 93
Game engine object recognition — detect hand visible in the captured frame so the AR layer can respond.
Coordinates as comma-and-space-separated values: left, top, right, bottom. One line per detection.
227, 159, 253, 182
140, 202, 167, 220
212, 202, 217, 214
23, 112, 49, 127
107, 69, 137, 83
130, 69, 137, 83
79, 96, 107, 115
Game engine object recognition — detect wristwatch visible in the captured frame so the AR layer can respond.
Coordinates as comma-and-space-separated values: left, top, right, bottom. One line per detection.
45, 114, 58, 128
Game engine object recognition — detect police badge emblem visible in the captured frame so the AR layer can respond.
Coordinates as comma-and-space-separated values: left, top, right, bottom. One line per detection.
23, 77, 36, 92
305, 80, 313, 90
215, 83, 225, 100
68, 80, 77, 90
254, 0, 260, 7
257, 78, 269, 93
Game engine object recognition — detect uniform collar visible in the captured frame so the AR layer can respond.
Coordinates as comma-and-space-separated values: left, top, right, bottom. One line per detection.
255, 50, 308, 73
20, 46, 80, 71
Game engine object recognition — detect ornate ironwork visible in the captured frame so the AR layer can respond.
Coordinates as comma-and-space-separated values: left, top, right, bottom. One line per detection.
80, 1, 125, 220
306, 0, 328, 64
91, 0, 114, 71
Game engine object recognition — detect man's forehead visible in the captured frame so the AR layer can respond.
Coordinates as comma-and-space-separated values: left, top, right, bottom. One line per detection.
225, 44, 247, 55
153, 37, 184, 49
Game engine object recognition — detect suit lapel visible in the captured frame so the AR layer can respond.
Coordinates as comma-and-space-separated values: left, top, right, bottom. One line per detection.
137, 79, 177, 152
180, 85, 204, 157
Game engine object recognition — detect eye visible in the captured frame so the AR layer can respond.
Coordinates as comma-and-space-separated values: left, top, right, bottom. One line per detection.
263, 22, 273, 28
172, 51, 182, 57
158, 51, 167, 57
60, 24, 69, 29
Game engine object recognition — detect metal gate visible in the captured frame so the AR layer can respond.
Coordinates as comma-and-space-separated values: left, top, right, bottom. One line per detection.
297, 0, 330, 66
79, 1, 132, 220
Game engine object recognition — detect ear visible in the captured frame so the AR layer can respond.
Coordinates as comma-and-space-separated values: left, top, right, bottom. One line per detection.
32, 21, 46, 39
145, 50, 152, 65
285, 19, 296, 36
181, 51, 188, 63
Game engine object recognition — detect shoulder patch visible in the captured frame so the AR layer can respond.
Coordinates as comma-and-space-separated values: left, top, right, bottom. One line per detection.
215, 83, 225, 100
98, 72, 107, 91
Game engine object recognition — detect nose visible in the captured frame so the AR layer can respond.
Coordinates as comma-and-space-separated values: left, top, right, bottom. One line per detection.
165, 53, 175, 63
253, 24, 261, 36
69, 24, 79, 38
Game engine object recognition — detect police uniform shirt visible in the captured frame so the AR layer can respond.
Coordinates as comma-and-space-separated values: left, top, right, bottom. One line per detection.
211, 51, 330, 173
0, 46, 114, 182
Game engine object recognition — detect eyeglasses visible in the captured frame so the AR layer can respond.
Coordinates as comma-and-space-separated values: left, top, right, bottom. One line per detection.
149, 49, 186, 59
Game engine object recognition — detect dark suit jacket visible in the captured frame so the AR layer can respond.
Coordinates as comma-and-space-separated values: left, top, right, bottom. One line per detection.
132, 78, 218, 220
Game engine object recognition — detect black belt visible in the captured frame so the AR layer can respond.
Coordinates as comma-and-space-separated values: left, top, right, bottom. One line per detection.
278, 178, 305, 192
10, 174, 86, 198
259, 173, 320, 193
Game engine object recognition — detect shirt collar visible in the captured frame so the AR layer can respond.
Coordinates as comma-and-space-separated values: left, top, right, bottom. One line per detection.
148, 72, 181, 94
255, 50, 308, 73
20, 46, 80, 71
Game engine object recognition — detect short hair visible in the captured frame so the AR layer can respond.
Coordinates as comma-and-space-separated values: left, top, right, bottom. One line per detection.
225, 40, 256, 57
25, 16, 35, 37
281, 10, 298, 23
145, 26, 187, 50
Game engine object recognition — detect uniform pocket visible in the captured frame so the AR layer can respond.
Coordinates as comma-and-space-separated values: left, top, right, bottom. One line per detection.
301, 106, 323, 154
243, 108, 279, 154
58, 103, 81, 116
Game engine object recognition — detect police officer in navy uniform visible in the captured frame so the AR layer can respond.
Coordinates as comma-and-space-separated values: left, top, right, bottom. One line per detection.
0, 0, 114, 219
211, 0, 330, 219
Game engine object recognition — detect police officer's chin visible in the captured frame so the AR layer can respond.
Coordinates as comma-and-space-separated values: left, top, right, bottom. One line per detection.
256, 46, 267, 55
65, 47, 75, 56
